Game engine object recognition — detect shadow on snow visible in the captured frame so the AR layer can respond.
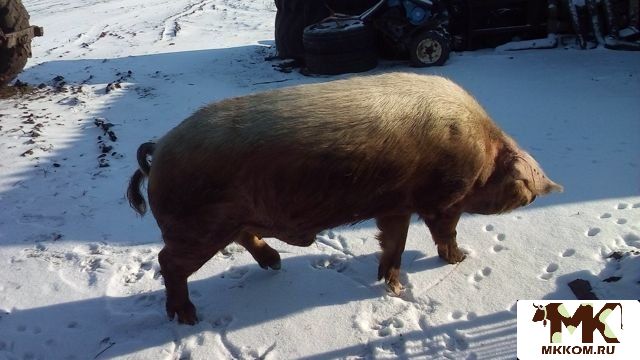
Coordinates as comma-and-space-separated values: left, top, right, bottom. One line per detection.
0, 251, 519, 359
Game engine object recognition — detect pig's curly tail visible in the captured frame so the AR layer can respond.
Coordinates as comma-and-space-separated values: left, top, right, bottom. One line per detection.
127, 142, 155, 215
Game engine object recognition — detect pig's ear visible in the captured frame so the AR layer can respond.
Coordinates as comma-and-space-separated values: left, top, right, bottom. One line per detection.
512, 150, 563, 195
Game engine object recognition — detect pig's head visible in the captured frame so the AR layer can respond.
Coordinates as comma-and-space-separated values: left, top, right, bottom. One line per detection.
464, 140, 563, 215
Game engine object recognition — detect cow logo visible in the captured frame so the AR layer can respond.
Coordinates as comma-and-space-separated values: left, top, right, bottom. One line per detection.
517, 300, 639, 360
531, 302, 623, 343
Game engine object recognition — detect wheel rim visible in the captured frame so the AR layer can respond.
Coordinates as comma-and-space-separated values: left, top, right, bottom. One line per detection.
416, 38, 442, 64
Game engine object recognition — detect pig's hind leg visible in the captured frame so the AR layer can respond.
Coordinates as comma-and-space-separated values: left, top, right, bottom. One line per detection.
423, 210, 466, 264
235, 231, 281, 270
376, 214, 411, 295
158, 227, 235, 325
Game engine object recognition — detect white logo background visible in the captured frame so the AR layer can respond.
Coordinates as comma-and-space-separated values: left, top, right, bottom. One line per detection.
517, 300, 639, 360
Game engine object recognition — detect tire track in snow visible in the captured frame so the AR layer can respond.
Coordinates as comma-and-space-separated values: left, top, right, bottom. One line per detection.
73, 24, 110, 49
160, 0, 217, 41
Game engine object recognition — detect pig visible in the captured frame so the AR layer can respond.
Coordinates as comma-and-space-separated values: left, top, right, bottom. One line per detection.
127, 72, 562, 324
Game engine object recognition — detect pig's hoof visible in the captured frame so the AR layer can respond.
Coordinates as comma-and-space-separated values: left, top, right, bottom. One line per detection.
257, 249, 281, 270
259, 261, 280, 270
438, 245, 466, 264
386, 279, 404, 296
379, 266, 403, 295
258, 253, 281, 270
167, 300, 198, 325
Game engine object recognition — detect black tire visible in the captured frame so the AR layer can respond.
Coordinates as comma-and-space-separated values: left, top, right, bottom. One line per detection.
303, 17, 375, 54
409, 30, 450, 67
0, 0, 32, 86
274, 0, 331, 60
305, 50, 378, 75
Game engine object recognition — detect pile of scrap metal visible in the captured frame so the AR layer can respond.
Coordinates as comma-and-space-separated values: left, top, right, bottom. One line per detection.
447, 0, 639, 51
562, 0, 640, 50
273, 0, 640, 74
274, 0, 377, 61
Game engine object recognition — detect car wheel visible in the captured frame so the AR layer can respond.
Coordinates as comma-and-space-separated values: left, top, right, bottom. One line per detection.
409, 30, 451, 67
303, 17, 377, 75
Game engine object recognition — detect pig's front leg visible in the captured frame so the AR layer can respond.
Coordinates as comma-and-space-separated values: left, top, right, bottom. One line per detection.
423, 210, 466, 264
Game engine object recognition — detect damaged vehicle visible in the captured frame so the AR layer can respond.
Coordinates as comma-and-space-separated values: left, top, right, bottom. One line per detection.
302, 0, 451, 74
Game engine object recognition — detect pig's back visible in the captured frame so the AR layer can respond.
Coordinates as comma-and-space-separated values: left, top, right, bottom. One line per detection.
148, 73, 501, 225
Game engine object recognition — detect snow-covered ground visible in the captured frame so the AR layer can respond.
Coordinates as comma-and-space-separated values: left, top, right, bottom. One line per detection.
0, 1, 638, 359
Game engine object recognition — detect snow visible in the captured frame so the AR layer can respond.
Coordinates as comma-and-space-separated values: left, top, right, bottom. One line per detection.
494, 35, 558, 51
0, 0, 638, 359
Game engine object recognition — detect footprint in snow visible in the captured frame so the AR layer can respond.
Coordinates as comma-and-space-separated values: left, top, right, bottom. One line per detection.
221, 266, 248, 280
67, 321, 79, 329
316, 232, 352, 256
622, 233, 640, 247
318, 229, 337, 240
191, 290, 202, 299
449, 310, 477, 321
601, 204, 632, 224
134, 294, 160, 308
311, 255, 348, 273
104, 250, 163, 315
490, 233, 507, 253
210, 315, 233, 328
468, 267, 492, 286
586, 227, 600, 237
450, 310, 464, 320
18, 214, 65, 228
538, 263, 559, 280
371, 317, 405, 337
107, 250, 159, 290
